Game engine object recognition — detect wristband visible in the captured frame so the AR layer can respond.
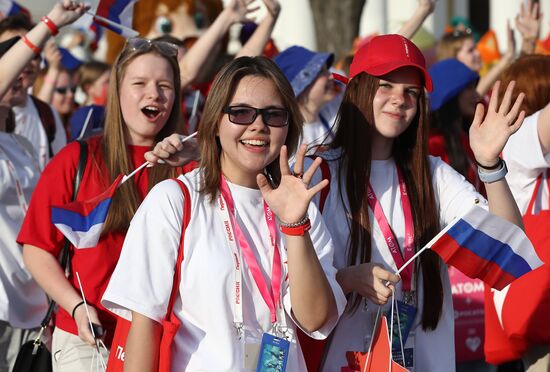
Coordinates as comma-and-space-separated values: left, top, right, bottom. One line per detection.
279, 215, 311, 236
477, 159, 508, 184
475, 158, 502, 170
41, 16, 59, 36
71, 300, 85, 319
21, 36, 41, 55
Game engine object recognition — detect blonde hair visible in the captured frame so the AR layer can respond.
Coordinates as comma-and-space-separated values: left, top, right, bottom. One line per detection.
436, 32, 474, 61
102, 40, 184, 233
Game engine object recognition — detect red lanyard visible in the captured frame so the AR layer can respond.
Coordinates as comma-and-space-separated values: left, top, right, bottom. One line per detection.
219, 176, 282, 324
367, 168, 415, 291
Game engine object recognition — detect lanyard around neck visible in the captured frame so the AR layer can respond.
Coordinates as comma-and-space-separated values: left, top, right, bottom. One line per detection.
367, 167, 415, 291
218, 176, 283, 326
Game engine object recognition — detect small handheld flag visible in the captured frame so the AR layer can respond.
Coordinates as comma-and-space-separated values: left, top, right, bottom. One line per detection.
89, 0, 138, 39
52, 132, 197, 249
0, 0, 30, 18
52, 175, 123, 249
397, 205, 543, 290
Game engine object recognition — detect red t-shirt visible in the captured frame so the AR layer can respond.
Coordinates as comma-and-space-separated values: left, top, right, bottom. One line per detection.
17, 135, 192, 343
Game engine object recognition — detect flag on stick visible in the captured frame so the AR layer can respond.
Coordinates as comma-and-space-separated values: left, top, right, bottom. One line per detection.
52, 174, 123, 249
90, 0, 138, 39
399, 205, 543, 290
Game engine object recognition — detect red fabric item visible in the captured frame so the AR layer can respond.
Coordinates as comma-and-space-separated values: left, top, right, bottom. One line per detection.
484, 173, 550, 363
107, 178, 191, 372
17, 135, 186, 345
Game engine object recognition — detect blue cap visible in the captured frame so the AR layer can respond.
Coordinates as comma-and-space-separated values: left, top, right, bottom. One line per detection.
59, 47, 83, 71
428, 58, 479, 111
273, 46, 334, 97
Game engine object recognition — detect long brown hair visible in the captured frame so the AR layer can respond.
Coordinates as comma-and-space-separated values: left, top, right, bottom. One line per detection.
499, 54, 550, 116
198, 56, 303, 201
102, 40, 184, 233
330, 72, 443, 330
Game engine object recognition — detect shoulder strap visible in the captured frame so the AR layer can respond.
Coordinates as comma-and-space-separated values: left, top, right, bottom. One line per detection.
30, 96, 56, 157
40, 140, 88, 328
165, 178, 192, 322
307, 156, 331, 213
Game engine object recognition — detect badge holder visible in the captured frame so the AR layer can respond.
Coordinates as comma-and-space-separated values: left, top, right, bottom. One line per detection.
387, 290, 416, 370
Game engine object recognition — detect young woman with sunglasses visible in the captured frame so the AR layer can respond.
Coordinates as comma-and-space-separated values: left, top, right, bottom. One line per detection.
102, 56, 346, 371
303, 34, 526, 371
18, 37, 192, 371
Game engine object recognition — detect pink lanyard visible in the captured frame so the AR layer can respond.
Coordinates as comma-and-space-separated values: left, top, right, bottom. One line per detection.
219, 176, 282, 324
367, 168, 415, 291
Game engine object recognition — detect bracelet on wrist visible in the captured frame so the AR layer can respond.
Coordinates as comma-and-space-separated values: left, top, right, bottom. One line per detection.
279, 214, 311, 236
71, 300, 85, 319
477, 159, 508, 183
41, 16, 59, 36
21, 36, 41, 55
475, 158, 502, 170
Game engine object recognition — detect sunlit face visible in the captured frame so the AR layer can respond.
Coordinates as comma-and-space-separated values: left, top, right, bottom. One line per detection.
457, 81, 481, 120
218, 75, 288, 187
456, 37, 482, 72
87, 70, 110, 106
52, 70, 77, 115
119, 53, 176, 146
304, 65, 336, 110
372, 67, 422, 141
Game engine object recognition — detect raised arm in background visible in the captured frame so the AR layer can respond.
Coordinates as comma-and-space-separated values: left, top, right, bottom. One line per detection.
0, 0, 87, 100
515, 0, 541, 56
236, 0, 280, 58
397, 0, 436, 40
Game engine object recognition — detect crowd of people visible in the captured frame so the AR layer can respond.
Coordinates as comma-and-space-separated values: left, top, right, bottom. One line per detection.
1, 0, 549, 371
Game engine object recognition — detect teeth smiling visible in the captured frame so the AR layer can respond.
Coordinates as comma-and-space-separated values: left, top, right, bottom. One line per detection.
241, 139, 268, 146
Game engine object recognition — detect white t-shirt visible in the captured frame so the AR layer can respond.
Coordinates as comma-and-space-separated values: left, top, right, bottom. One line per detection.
306, 150, 487, 372
13, 95, 66, 170
102, 169, 346, 372
300, 93, 342, 152
0, 132, 48, 328
503, 110, 550, 214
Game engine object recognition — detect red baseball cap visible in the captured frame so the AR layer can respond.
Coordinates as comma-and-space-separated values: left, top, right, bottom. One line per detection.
349, 34, 433, 92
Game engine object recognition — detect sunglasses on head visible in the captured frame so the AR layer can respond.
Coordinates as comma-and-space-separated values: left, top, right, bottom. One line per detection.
126, 37, 179, 58
54, 86, 76, 94
223, 105, 289, 127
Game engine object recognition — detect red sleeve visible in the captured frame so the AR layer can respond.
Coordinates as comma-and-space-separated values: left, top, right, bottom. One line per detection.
17, 141, 82, 256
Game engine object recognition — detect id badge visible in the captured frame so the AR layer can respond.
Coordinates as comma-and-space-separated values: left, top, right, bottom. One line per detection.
256, 333, 290, 372
386, 300, 417, 350
393, 332, 415, 370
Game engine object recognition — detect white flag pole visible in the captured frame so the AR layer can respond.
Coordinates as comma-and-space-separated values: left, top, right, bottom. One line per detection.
86, 11, 139, 38
77, 107, 94, 140
120, 132, 198, 185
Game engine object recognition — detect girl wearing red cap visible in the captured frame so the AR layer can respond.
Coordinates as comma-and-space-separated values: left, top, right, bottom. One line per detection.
305, 34, 526, 371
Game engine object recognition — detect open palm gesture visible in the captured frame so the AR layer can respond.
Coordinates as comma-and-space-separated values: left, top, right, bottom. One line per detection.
257, 144, 328, 224
469, 81, 525, 167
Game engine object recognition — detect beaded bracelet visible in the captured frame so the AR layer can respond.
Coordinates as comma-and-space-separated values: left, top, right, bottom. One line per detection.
279, 214, 311, 236
41, 16, 59, 36
21, 36, 41, 55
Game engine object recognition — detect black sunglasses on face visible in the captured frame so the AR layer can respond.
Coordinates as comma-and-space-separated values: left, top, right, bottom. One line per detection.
223, 105, 289, 127
55, 86, 77, 94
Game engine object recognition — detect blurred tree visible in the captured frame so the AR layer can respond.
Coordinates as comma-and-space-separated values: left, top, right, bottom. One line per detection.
309, 0, 366, 58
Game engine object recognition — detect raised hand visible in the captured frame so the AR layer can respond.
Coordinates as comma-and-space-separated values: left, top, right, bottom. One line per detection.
469, 80, 525, 167
43, 40, 62, 69
257, 144, 328, 225
47, 0, 89, 29
515, 0, 541, 43
144, 133, 199, 167
262, 0, 281, 19
419, 0, 437, 14
503, 21, 517, 61
225, 0, 260, 24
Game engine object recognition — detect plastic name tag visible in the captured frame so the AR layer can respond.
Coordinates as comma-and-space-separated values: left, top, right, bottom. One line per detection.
256, 333, 290, 372
386, 300, 417, 350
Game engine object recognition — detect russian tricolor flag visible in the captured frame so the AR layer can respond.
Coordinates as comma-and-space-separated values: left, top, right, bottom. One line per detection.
92, 0, 138, 39
52, 175, 123, 249
431, 205, 542, 290
0, 0, 29, 17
